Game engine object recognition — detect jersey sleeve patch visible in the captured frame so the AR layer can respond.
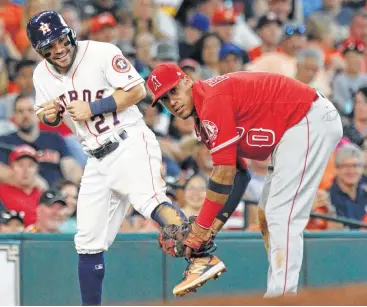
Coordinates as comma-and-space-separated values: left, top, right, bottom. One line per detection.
202, 120, 219, 143
112, 55, 131, 73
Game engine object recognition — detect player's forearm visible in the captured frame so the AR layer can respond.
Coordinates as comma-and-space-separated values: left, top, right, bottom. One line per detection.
195, 165, 237, 229
113, 83, 146, 112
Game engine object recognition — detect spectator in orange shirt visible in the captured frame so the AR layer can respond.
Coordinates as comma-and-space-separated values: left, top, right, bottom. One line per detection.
306, 190, 343, 231
306, 16, 339, 69
0, 145, 41, 227
248, 13, 282, 61
25, 188, 67, 233
0, 60, 36, 122
0, 0, 22, 41
13, 0, 48, 56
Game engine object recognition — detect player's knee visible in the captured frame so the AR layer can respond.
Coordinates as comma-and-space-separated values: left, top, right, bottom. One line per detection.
75, 231, 107, 254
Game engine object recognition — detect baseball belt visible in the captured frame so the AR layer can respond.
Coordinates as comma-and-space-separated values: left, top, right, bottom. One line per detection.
88, 130, 128, 159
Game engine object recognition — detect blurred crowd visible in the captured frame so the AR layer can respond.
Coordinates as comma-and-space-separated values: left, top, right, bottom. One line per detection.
0, 0, 366, 234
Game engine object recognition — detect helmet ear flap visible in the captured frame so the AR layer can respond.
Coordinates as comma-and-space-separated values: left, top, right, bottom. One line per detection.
68, 29, 77, 46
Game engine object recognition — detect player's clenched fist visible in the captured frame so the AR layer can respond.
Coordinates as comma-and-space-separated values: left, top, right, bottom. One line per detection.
66, 100, 92, 121
43, 99, 61, 122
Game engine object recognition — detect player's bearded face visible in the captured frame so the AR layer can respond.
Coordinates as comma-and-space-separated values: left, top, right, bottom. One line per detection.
39, 35, 75, 71
159, 78, 195, 119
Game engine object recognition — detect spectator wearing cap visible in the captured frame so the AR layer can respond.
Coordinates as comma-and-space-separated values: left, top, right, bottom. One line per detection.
212, 8, 237, 43
152, 40, 180, 67
25, 188, 67, 233
328, 143, 367, 228
179, 12, 210, 59
0, 209, 25, 233
247, 23, 306, 78
0, 145, 41, 227
87, 12, 118, 43
179, 58, 202, 81
248, 13, 282, 61
80, 0, 123, 22
0, 95, 83, 187
218, 43, 245, 75
332, 39, 367, 115
348, 11, 367, 73
343, 86, 367, 148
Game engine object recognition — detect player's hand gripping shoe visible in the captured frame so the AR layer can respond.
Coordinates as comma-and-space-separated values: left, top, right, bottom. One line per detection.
173, 221, 227, 297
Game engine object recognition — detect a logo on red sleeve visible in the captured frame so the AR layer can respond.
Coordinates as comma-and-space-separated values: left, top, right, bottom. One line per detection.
112, 55, 131, 73
202, 120, 218, 142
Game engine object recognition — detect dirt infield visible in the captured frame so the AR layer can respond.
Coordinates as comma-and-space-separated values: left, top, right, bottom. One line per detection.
163, 284, 367, 306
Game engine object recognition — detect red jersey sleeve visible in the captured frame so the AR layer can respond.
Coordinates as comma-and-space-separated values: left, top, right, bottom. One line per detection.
201, 95, 240, 166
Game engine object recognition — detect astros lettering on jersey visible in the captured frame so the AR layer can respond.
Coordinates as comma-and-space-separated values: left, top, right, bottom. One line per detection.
33, 41, 144, 151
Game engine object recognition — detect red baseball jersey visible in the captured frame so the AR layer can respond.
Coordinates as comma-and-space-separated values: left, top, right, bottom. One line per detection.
192, 72, 317, 166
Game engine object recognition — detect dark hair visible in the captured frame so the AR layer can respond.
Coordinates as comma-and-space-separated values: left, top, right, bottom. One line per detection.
13, 94, 33, 111
184, 173, 208, 189
190, 32, 223, 64
15, 60, 36, 76
356, 86, 367, 100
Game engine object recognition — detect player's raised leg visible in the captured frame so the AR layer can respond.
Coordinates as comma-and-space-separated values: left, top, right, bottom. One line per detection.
75, 157, 131, 306
262, 97, 342, 297
106, 125, 226, 296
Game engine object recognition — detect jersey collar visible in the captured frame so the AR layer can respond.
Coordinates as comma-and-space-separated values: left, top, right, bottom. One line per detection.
192, 81, 205, 118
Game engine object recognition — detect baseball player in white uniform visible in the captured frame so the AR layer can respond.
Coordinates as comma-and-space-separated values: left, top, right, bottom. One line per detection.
27, 11, 226, 304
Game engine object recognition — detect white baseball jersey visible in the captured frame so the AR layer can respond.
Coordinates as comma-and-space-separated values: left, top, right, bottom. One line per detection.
33, 40, 144, 150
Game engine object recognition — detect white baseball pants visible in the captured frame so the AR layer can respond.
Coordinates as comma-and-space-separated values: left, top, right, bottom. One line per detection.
75, 122, 170, 254
258, 95, 343, 297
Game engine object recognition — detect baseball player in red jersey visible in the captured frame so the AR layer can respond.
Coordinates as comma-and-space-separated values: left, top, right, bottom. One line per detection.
148, 64, 343, 297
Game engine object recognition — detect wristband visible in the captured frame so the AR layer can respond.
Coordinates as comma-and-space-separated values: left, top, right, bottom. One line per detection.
208, 178, 233, 194
89, 95, 117, 116
42, 113, 62, 127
